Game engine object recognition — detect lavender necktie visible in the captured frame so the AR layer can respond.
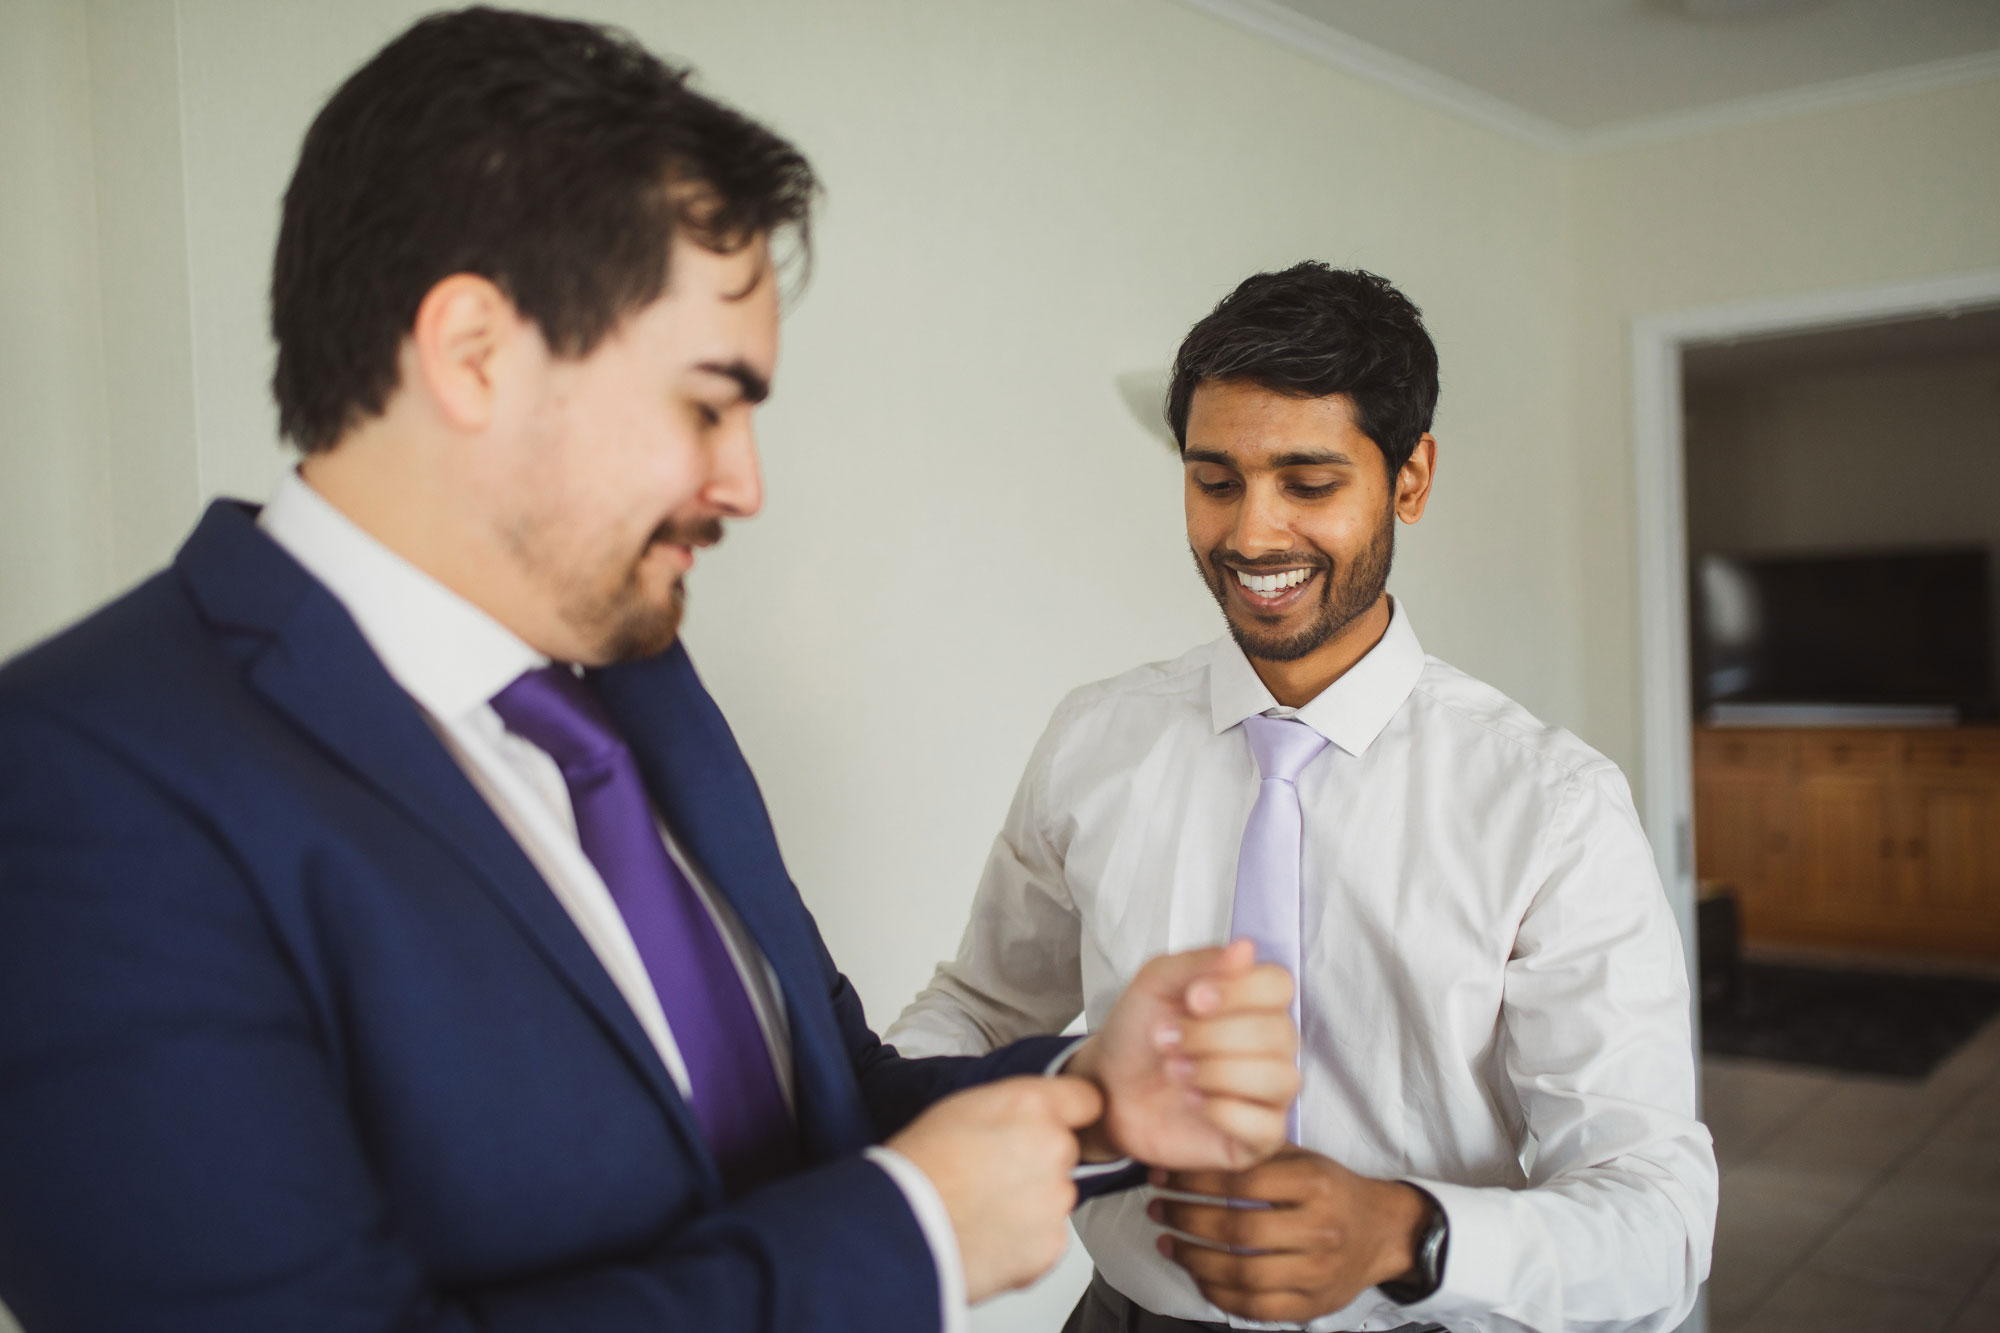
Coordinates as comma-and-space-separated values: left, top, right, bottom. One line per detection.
492, 665, 795, 1194
1230, 714, 1328, 1139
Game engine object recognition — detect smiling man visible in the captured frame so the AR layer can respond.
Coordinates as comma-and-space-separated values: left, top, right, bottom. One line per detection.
0, 12, 1303, 1333
888, 264, 1719, 1333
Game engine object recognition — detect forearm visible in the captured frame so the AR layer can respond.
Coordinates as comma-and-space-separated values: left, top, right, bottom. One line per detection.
1446, 770, 1716, 1329
473, 1170, 937, 1332
888, 966, 1072, 1057
2, 1122, 946, 1333
884, 788, 1086, 1061
1406, 1150, 1716, 1333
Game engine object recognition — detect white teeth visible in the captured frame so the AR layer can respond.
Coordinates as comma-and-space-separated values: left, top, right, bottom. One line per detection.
1235, 569, 1310, 595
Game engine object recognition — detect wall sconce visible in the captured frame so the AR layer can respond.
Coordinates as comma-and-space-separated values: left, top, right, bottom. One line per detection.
1115, 370, 1176, 450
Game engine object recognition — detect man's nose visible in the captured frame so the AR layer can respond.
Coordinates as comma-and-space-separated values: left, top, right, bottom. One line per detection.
704, 419, 764, 520
1230, 483, 1293, 557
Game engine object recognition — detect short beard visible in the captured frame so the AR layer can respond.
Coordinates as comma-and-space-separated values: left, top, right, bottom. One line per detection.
1195, 505, 1394, 664
504, 511, 721, 665
574, 514, 723, 662
586, 578, 687, 664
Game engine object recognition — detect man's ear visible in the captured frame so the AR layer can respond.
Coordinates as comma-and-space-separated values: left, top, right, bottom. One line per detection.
407, 273, 527, 433
1394, 434, 1437, 524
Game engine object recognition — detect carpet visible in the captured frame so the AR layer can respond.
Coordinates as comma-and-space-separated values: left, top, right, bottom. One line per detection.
1700, 961, 2000, 1080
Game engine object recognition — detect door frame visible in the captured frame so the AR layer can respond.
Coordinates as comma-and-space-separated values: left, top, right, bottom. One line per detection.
1630, 266, 2000, 995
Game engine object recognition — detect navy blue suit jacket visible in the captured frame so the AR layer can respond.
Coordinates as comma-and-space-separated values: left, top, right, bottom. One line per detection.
0, 501, 1077, 1333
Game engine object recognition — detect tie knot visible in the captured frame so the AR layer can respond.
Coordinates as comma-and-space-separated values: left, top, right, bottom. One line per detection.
491, 665, 624, 774
1241, 714, 1329, 784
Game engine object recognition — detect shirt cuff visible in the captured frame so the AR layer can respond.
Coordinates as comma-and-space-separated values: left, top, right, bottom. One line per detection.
1043, 1035, 1090, 1076
864, 1146, 968, 1333
1043, 1036, 1139, 1185
1396, 1176, 1514, 1319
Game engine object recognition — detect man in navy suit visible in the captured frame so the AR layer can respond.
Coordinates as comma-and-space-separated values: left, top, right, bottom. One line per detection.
0, 10, 1302, 1332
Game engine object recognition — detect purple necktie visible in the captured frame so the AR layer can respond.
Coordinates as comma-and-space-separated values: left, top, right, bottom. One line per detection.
1231, 714, 1328, 1140
492, 665, 795, 1193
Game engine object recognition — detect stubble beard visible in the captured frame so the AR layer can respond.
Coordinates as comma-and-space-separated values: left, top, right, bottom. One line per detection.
583, 575, 686, 665
503, 511, 719, 665
1196, 504, 1395, 664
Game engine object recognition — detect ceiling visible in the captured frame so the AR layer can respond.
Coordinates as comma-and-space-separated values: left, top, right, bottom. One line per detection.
1682, 303, 2000, 388
1182, 0, 2000, 149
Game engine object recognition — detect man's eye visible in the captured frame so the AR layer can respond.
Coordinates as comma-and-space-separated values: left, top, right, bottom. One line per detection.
1193, 476, 1240, 497
694, 403, 723, 427
1290, 482, 1339, 499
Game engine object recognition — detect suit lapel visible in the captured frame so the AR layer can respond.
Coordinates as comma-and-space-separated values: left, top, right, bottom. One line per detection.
592, 646, 875, 1159
175, 503, 715, 1182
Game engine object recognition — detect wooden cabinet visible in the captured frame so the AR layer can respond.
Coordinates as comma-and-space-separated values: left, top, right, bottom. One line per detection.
1792, 732, 1901, 922
1904, 734, 2000, 916
1693, 726, 2000, 958
1693, 732, 1792, 933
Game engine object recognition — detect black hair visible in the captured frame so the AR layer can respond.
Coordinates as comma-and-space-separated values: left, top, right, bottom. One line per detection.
1166, 263, 1439, 475
271, 6, 818, 453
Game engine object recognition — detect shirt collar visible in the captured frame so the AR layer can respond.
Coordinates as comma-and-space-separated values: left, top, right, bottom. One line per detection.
258, 471, 546, 721
1207, 597, 1426, 756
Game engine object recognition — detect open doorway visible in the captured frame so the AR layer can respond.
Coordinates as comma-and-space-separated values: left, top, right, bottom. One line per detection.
1633, 271, 2000, 1333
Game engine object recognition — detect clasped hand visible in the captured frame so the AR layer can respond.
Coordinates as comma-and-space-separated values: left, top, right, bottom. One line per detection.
1064, 938, 1300, 1171
1151, 1146, 1433, 1325
887, 939, 1299, 1303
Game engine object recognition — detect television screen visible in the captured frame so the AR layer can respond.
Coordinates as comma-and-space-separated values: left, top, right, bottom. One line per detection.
1695, 547, 1994, 716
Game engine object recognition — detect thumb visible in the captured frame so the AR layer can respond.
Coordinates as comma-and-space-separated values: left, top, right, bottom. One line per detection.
1139, 938, 1257, 999
1041, 1074, 1107, 1130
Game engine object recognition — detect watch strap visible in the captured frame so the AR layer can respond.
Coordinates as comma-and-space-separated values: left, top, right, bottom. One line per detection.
1376, 1183, 1449, 1305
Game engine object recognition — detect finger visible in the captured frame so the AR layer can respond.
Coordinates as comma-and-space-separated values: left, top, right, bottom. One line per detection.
1040, 1073, 1107, 1130
1133, 942, 1241, 1009
1151, 1196, 1303, 1252
1185, 1055, 1301, 1107
1205, 937, 1256, 975
1162, 1234, 1327, 1291
1177, 1012, 1297, 1061
1178, 940, 1262, 1016
1164, 1150, 1315, 1204
1189, 1282, 1322, 1327
1192, 1096, 1292, 1165
1159, 1161, 1272, 1200
1186, 962, 1295, 1019
1160, 1169, 1250, 1199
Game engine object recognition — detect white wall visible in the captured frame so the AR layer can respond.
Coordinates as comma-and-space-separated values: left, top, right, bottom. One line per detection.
86, 0, 206, 593
1686, 350, 2000, 682
0, 0, 111, 663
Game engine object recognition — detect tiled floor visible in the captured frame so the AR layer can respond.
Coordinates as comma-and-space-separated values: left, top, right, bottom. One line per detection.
1702, 1006, 2000, 1333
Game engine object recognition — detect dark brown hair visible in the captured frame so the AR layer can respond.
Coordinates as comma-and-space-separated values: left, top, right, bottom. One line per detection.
271, 6, 818, 452
1167, 263, 1439, 475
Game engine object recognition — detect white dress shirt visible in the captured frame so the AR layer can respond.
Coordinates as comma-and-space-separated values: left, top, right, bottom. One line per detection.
259, 473, 966, 1333
887, 600, 1717, 1333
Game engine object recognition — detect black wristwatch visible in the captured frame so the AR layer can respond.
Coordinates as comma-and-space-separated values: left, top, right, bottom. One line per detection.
1376, 1185, 1449, 1305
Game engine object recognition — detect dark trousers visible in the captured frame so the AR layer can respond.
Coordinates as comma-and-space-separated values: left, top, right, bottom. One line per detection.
1061, 1271, 1447, 1333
